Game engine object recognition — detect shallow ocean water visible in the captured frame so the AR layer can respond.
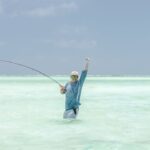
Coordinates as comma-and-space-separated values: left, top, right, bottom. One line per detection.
0, 76, 150, 150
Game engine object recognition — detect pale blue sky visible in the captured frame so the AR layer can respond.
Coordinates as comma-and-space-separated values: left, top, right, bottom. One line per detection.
0, 0, 150, 75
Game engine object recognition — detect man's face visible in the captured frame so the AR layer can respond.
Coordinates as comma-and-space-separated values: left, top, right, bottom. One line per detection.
71, 75, 78, 82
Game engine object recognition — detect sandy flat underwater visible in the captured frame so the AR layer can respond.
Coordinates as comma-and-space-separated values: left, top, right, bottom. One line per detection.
0, 76, 150, 150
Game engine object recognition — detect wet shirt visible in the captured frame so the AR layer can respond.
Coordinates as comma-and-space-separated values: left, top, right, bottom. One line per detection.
64, 70, 87, 110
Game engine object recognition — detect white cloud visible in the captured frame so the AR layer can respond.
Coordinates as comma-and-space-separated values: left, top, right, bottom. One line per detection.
58, 25, 88, 35
45, 39, 97, 49
60, 2, 78, 11
7, 1, 78, 17
26, 2, 78, 17
0, 41, 6, 46
0, 0, 3, 14
25, 6, 56, 17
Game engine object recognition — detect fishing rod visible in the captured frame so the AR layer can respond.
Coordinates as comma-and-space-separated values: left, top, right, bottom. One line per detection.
0, 59, 62, 86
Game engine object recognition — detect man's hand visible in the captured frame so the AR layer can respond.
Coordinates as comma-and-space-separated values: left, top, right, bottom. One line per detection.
85, 57, 90, 62
85, 57, 90, 70
60, 85, 66, 94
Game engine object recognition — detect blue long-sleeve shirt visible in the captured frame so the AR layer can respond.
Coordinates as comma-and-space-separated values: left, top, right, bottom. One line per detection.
64, 70, 87, 110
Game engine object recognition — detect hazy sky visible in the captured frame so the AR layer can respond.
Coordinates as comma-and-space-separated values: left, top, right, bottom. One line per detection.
0, 0, 150, 75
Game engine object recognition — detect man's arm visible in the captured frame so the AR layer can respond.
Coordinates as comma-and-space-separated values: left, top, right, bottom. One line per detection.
79, 58, 90, 85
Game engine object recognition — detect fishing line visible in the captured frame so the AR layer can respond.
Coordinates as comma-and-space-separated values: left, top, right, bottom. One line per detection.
0, 59, 62, 86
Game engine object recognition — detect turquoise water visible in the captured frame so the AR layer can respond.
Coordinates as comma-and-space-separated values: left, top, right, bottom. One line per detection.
0, 76, 150, 150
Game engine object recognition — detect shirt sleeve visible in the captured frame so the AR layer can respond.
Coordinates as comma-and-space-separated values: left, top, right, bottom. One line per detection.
79, 70, 88, 86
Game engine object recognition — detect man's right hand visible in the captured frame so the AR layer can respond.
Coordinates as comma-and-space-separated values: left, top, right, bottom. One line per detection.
60, 85, 66, 94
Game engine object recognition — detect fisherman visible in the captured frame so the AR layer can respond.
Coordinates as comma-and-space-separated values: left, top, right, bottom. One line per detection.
60, 58, 90, 119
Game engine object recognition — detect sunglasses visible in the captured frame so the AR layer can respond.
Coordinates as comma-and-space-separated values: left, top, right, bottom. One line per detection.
71, 75, 78, 79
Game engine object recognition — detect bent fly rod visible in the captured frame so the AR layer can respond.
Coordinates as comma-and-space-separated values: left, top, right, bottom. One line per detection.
0, 59, 62, 87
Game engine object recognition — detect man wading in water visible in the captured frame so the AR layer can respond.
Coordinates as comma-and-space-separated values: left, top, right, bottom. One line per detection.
60, 58, 90, 119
